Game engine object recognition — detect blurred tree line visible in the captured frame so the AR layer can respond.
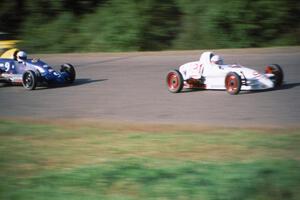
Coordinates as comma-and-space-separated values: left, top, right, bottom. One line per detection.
0, 0, 299, 52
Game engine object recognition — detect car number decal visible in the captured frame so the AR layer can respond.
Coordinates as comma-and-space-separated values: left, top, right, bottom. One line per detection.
4, 62, 10, 72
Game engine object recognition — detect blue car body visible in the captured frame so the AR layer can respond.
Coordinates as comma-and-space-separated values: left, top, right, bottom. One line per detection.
0, 57, 75, 89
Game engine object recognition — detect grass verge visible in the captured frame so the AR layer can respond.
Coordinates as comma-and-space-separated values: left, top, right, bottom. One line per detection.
1, 120, 299, 200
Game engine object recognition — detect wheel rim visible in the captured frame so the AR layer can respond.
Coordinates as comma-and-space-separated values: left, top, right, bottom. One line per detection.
226, 75, 238, 92
24, 73, 33, 88
167, 72, 179, 90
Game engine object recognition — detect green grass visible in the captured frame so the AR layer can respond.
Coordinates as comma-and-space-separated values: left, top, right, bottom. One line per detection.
0, 120, 300, 200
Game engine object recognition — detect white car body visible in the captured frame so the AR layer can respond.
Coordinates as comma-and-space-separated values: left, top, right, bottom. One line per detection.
166, 51, 282, 94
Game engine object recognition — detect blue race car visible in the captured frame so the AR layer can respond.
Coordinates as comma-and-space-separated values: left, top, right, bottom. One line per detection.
0, 49, 76, 90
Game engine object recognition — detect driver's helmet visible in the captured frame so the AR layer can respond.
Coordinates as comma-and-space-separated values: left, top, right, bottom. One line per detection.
16, 51, 27, 62
211, 55, 223, 65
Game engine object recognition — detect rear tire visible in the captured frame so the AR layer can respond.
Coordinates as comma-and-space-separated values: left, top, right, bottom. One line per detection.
166, 69, 184, 93
0, 75, 8, 87
225, 72, 241, 95
61, 63, 76, 84
22, 70, 37, 90
0, 82, 8, 87
265, 64, 283, 87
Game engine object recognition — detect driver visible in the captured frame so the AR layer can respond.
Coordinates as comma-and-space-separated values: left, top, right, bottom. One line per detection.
16, 51, 27, 63
210, 55, 223, 65
15, 51, 28, 73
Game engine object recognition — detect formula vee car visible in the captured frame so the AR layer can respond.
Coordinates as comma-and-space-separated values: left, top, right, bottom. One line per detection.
166, 51, 283, 95
0, 48, 76, 90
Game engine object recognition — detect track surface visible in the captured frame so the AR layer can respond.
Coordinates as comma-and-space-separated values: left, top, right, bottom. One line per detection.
1, 47, 299, 127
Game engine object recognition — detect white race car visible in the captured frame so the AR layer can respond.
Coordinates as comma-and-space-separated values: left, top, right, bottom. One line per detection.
166, 52, 283, 95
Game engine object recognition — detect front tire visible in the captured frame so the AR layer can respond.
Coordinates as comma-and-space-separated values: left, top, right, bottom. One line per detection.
225, 72, 241, 95
166, 69, 184, 93
22, 70, 37, 90
265, 64, 283, 87
61, 63, 76, 84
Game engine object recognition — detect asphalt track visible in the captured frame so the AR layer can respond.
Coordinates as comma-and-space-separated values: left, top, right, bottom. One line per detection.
0, 47, 299, 127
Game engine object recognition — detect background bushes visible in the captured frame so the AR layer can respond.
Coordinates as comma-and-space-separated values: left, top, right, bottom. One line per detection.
1, 0, 299, 52
174, 0, 300, 49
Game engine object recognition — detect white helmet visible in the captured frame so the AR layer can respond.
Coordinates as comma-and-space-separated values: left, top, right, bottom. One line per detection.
211, 55, 223, 65
17, 51, 27, 62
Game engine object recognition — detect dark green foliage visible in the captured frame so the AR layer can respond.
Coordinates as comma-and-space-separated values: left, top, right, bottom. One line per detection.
138, 0, 181, 50
0, 0, 299, 52
174, 0, 300, 49
0, 0, 24, 37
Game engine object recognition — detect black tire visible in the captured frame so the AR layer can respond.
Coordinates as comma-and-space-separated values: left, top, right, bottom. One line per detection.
166, 69, 184, 93
225, 72, 241, 95
265, 64, 283, 87
0, 75, 9, 87
60, 63, 76, 84
22, 70, 37, 90
0, 82, 8, 87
